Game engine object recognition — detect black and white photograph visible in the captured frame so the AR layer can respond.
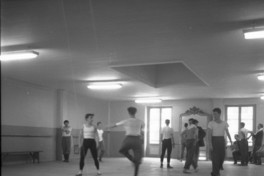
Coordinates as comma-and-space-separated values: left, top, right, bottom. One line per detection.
1, 0, 264, 176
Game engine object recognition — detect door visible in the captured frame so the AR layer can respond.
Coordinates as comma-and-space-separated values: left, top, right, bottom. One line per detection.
146, 107, 172, 157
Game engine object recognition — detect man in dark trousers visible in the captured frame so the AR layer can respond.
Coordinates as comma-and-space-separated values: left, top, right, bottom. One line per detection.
239, 122, 249, 166
207, 108, 232, 176
160, 119, 175, 168
181, 123, 188, 161
249, 123, 263, 165
183, 118, 198, 173
193, 119, 206, 169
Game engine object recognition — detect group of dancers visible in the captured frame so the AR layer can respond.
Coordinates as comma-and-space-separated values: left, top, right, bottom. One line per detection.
62, 107, 144, 176
61, 107, 263, 176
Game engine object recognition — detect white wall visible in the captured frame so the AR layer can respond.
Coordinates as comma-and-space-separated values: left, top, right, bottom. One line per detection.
2, 77, 263, 160
2, 78, 57, 128
1, 78, 109, 162
64, 91, 109, 129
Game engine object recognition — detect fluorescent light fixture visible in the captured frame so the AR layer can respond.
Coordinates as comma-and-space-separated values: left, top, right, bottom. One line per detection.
0, 51, 39, 61
88, 76, 119, 81
261, 96, 264, 100
135, 98, 162, 104
87, 83, 122, 90
243, 28, 264, 39
257, 74, 264, 81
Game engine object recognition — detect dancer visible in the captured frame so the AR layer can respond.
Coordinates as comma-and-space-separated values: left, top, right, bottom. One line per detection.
239, 122, 249, 166
108, 107, 145, 176
252, 123, 263, 165
160, 119, 175, 168
183, 118, 198, 173
231, 134, 241, 165
181, 123, 188, 162
61, 120, 72, 162
193, 119, 206, 170
248, 123, 263, 165
97, 122, 105, 162
207, 108, 232, 176
76, 114, 101, 176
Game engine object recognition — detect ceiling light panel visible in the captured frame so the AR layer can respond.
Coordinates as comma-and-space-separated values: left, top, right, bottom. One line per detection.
87, 83, 122, 90
135, 98, 162, 104
243, 28, 264, 39
257, 74, 264, 81
0, 51, 39, 61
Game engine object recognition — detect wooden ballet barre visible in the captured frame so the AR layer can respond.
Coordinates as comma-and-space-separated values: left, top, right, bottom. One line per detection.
1, 151, 43, 164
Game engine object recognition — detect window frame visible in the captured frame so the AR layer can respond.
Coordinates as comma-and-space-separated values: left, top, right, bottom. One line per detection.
147, 106, 173, 145
225, 104, 256, 146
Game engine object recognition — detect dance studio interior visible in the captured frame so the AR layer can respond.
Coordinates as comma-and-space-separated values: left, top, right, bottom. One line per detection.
1, 0, 264, 176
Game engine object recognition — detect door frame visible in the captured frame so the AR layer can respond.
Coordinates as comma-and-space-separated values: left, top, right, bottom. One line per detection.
146, 106, 173, 157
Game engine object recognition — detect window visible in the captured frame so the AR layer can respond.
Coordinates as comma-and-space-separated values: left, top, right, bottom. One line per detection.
148, 107, 172, 144
226, 105, 256, 146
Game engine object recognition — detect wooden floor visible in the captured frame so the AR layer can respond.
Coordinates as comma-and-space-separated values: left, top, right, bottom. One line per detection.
1, 157, 263, 176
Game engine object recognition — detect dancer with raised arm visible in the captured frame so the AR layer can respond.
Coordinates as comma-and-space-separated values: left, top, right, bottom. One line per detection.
108, 107, 145, 176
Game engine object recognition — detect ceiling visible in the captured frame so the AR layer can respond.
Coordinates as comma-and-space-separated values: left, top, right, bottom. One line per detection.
1, 0, 264, 101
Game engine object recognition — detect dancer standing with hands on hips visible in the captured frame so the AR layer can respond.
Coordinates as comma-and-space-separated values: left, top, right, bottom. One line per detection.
75, 113, 101, 176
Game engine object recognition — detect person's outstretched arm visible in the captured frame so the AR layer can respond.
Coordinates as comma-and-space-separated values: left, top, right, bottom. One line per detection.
105, 120, 124, 131
225, 128, 233, 145
105, 123, 117, 130
79, 128, 83, 148
207, 128, 213, 151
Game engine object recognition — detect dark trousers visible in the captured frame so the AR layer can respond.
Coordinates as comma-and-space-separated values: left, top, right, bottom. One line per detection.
119, 136, 143, 176
160, 138, 172, 164
232, 151, 240, 164
184, 139, 197, 169
211, 137, 225, 176
239, 139, 249, 165
79, 139, 99, 170
181, 143, 187, 160
193, 143, 200, 168
62, 136, 71, 161
252, 145, 262, 164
